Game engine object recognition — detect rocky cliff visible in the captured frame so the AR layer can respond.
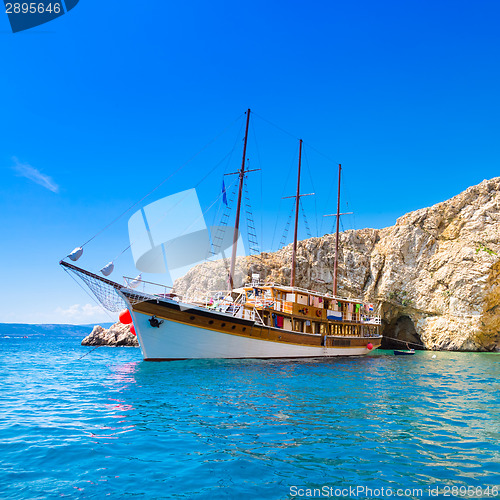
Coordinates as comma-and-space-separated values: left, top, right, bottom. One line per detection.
173, 177, 500, 352
82, 323, 138, 347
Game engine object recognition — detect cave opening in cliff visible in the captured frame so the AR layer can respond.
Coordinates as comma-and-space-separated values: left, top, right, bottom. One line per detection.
382, 315, 424, 350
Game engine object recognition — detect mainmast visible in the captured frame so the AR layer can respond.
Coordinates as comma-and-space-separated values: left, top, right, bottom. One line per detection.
229, 109, 251, 290
332, 164, 341, 296
284, 140, 313, 287
290, 140, 303, 287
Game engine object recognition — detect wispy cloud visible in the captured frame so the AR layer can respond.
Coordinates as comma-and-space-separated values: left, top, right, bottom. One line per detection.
12, 157, 59, 193
0, 304, 111, 324
54, 303, 109, 323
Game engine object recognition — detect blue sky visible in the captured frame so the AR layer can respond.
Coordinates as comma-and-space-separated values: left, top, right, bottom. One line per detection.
1, 0, 499, 324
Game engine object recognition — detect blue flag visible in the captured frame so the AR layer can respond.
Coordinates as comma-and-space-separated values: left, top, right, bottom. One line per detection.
222, 179, 228, 205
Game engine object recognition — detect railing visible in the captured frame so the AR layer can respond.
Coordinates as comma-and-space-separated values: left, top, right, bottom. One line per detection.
123, 276, 175, 299
249, 283, 369, 306
246, 297, 294, 313
203, 302, 264, 324
336, 313, 381, 324
122, 278, 381, 326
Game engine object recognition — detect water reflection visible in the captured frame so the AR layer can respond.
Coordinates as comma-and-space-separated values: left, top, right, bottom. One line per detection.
3, 334, 498, 499
109, 352, 500, 493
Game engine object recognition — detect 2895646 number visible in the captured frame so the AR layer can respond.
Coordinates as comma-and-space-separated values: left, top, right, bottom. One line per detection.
5, 3, 62, 14
442, 485, 499, 497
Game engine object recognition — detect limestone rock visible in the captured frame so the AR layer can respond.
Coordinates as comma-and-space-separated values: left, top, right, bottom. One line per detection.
81, 322, 138, 347
173, 177, 500, 352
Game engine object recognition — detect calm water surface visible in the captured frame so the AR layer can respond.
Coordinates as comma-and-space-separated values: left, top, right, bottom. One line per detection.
0, 331, 499, 499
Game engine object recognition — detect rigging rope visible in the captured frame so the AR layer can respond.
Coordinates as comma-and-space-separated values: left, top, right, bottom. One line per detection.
108, 145, 242, 267
77, 345, 102, 361
302, 146, 319, 237
209, 119, 245, 235
271, 144, 299, 250
278, 202, 295, 249
251, 121, 264, 258
243, 176, 260, 255
210, 176, 238, 257
384, 336, 424, 348
252, 111, 341, 164
252, 111, 299, 140
62, 266, 119, 320
73, 112, 245, 253
300, 198, 312, 239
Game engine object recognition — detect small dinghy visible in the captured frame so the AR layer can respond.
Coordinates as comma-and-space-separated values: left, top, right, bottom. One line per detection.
394, 342, 415, 355
394, 349, 415, 356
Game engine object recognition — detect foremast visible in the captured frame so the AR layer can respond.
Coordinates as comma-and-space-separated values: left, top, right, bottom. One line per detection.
229, 109, 251, 290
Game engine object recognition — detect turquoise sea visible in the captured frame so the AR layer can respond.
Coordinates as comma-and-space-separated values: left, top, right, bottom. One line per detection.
0, 326, 499, 500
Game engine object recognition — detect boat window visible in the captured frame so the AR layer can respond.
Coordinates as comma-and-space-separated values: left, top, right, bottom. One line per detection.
293, 319, 303, 332
246, 290, 255, 300
297, 293, 308, 305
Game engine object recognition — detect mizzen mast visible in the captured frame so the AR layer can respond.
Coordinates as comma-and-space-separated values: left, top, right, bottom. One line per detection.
333, 163, 342, 296
324, 164, 352, 296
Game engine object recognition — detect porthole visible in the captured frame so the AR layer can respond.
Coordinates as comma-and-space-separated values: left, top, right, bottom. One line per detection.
221, 323, 226, 327
190, 316, 195, 320
242, 327, 246, 332
209, 320, 214, 325
231, 325, 236, 330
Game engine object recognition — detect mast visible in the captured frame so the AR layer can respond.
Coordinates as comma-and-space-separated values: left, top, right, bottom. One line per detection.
333, 164, 341, 296
290, 139, 303, 287
229, 108, 251, 290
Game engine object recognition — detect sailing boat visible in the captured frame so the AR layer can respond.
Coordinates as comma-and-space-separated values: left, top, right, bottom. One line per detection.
61, 109, 382, 360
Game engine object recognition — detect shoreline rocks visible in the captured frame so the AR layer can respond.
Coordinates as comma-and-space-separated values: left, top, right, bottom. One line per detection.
81, 323, 138, 347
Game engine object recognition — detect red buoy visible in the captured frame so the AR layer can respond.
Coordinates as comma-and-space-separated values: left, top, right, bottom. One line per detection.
130, 324, 136, 336
119, 309, 132, 325
367, 343, 373, 350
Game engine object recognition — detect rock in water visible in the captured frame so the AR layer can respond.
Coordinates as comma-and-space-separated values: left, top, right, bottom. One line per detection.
173, 177, 500, 352
81, 323, 138, 347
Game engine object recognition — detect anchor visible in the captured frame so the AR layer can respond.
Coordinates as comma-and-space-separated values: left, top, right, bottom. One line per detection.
148, 315, 164, 328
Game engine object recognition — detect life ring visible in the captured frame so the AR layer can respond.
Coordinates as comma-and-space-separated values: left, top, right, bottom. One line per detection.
302, 308, 309, 315
316, 310, 322, 317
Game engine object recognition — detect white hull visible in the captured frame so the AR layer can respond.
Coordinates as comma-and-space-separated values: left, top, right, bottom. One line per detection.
129, 308, 377, 360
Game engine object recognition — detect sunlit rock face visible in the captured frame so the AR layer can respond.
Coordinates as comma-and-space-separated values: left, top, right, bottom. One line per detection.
82, 323, 138, 347
174, 178, 500, 352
